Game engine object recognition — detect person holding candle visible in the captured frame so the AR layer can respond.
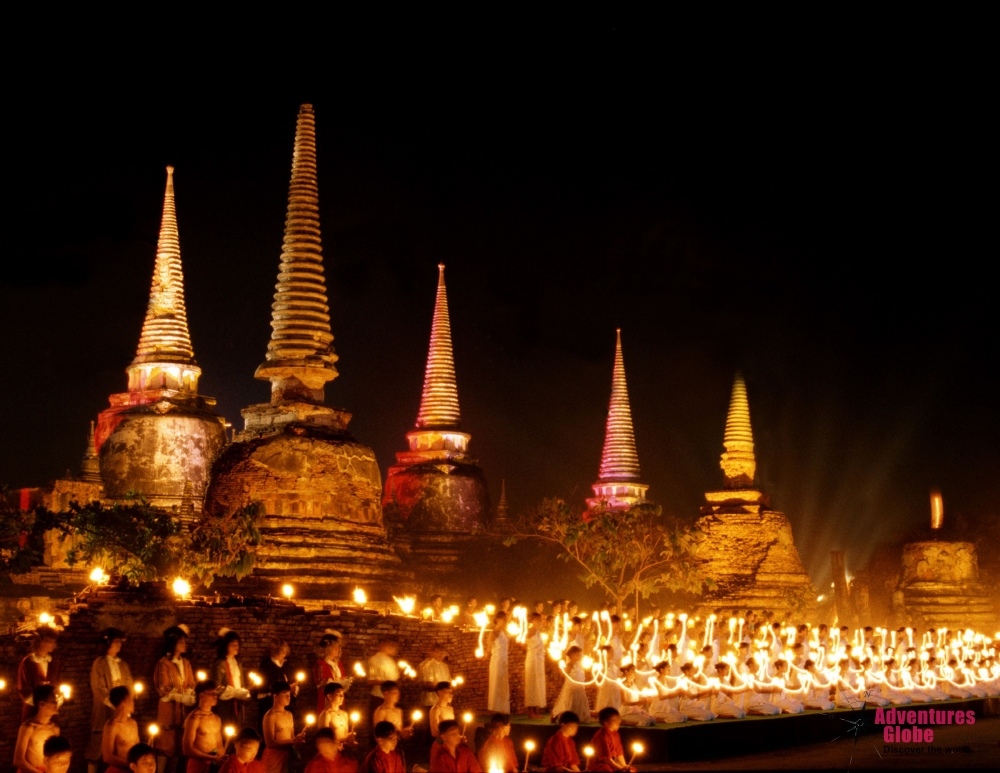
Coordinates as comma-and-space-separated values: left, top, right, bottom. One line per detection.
707, 663, 747, 719
42, 737, 73, 773
127, 744, 159, 773
218, 728, 264, 773
429, 720, 481, 772
372, 681, 414, 739
182, 681, 225, 773
524, 612, 547, 719
87, 628, 133, 773
212, 630, 252, 729
319, 683, 355, 744
648, 662, 687, 723
617, 665, 655, 726
593, 646, 621, 713
102, 686, 140, 773
362, 721, 406, 773
487, 612, 510, 714
305, 728, 358, 773
314, 632, 353, 715
541, 712, 581, 772
418, 645, 452, 708
14, 685, 61, 773
262, 681, 305, 773
587, 708, 633, 772
801, 660, 835, 710
476, 713, 517, 772
256, 639, 298, 729
430, 682, 456, 738
153, 625, 196, 773
676, 663, 715, 721
550, 646, 591, 723
461, 598, 479, 630
366, 640, 401, 722
17, 626, 61, 722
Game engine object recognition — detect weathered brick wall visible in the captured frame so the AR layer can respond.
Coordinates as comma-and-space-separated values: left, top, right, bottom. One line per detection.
0, 593, 573, 773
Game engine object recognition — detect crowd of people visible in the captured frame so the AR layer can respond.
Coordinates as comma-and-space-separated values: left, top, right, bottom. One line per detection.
10, 599, 1000, 773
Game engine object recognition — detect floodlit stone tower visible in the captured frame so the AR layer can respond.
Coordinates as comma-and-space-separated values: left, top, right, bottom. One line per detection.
205, 104, 405, 595
586, 330, 648, 511
695, 372, 815, 616
383, 264, 489, 573
96, 167, 227, 512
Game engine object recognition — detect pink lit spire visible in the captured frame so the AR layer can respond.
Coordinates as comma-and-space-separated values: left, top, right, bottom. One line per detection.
415, 264, 461, 429
588, 330, 648, 510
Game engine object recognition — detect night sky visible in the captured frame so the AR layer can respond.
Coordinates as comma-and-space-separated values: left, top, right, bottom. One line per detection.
2, 43, 995, 590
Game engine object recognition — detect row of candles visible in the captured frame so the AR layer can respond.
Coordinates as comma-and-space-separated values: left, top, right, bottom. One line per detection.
486, 740, 645, 773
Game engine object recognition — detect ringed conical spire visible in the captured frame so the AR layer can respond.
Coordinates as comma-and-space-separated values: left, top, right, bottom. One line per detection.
720, 371, 756, 487
598, 329, 642, 482
415, 264, 461, 429
79, 421, 103, 484
256, 104, 338, 403
588, 330, 648, 510
131, 166, 195, 367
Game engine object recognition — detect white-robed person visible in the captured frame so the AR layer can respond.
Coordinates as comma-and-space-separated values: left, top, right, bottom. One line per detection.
524, 612, 547, 718
834, 659, 870, 709
618, 664, 656, 726
867, 658, 911, 705
551, 645, 591, 723
933, 657, 972, 699
593, 645, 621, 712
648, 661, 686, 723
417, 644, 451, 708
677, 662, 715, 721
708, 662, 747, 718
802, 659, 835, 710
911, 659, 949, 701
738, 652, 780, 715
488, 611, 510, 713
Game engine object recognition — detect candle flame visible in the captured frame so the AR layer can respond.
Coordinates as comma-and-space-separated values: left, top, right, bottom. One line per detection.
148, 723, 159, 736
172, 577, 191, 598
282, 584, 294, 599
196, 670, 208, 682
306, 714, 316, 725
353, 587, 367, 604
394, 595, 416, 614
224, 725, 235, 737
525, 741, 535, 751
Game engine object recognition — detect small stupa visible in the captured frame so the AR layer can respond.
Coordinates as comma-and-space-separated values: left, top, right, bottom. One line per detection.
896, 491, 996, 629
383, 264, 489, 573
204, 104, 406, 595
96, 167, 227, 512
695, 373, 815, 616
586, 330, 648, 511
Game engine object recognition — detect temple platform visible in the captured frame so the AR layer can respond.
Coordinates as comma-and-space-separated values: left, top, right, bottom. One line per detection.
482, 697, 999, 764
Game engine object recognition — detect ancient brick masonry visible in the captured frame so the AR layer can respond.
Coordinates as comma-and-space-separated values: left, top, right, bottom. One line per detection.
0, 594, 569, 772
897, 541, 997, 629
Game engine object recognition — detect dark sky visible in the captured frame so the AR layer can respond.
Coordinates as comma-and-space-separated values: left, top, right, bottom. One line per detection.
1, 38, 995, 590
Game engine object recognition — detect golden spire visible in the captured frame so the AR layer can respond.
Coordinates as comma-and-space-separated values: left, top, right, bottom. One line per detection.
131, 166, 195, 367
79, 421, 102, 484
597, 329, 642, 482
720, 371, 756, 488
415, 264, 461, 429
255, 104, 338, 403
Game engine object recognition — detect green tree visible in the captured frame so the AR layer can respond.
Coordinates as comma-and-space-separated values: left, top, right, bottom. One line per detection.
500, 497, 708, 614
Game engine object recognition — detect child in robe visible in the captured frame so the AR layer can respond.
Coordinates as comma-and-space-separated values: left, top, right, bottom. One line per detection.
587, 708, 634, 772
477, 713, 517, 772
550, 646, 591, 723
42, 737, 73, 773
362, 721, 405, 773
218, 729, 265, 773
305, 728, 358, 773
128, 744, 160, 773
430, 721, 481, 772
541, 711, 581, 772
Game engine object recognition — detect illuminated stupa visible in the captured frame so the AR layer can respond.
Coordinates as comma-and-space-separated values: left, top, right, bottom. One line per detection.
586, 329, 648, 511
896, 492, 996, 629
96, 167, 227, 513
204, 104, 405, 594
695, 373, 816, 616
383, 264, 489, 573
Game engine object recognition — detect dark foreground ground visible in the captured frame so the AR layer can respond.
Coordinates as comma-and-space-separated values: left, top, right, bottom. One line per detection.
634, 715, 1000, 771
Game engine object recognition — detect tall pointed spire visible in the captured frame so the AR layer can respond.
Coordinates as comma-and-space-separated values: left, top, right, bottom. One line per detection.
588, 330, 648, 510
415, 264, 461, 429
79, 421, 102, 484
255, 104, 338, 404
496, 479, 509, 522
125, 166, 201, 394
719, 371, 756, 488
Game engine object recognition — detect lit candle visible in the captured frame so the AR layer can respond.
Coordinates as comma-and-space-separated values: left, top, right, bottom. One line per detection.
172, 578, 191, 599
58, 684, 71, 700
0, 678, 6, 690
282, 584, 294, 600
248, 672, 263, 687
523, 741, 535, 772
306, 714, 316, 727
39, 612, 53, 624
353, 587, 367, 605
224, 725, 236, 738
451, 676, 464, 687
196, 671, 208, 682
354, 662, 366, 678
133, 682, 144, 695
296, 671, 306, 683
629, 742, 644, 766
411, 710, 423, 724
147, 723, 159, 744
349, 711, 361, 731
462, 711, 473, 736
583, 746, 594, 762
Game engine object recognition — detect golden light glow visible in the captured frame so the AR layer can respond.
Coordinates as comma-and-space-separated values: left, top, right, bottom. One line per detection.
349, 711, 361, 724
451, 676, 464, 686
632, 743, 644, 754
584, 747, 594, 757
58, 684, 71, 700
442, 610, 455, 623
525, 741, 536, 751
89, 567, 109, 584
148, 723, 159, 738
248, 672, 263, 686
134, 682, 144, 695
354, 662, 366, 677
0, 679, 6, 690
415, 264, 462, 429
306, 714, 316, 726
172, 578, 191, 598
224, 725, 236, 738
463, 712, 473, 723
296, 671, 306, 683
196, 670, 208, 681
282, 584, 294, 599
931, 490, 944, 529
485, 604, 496, 614
394, 595, 416, 614
412, 710, 423, 722
353, 587, 367, 604
39, 612, 53, 625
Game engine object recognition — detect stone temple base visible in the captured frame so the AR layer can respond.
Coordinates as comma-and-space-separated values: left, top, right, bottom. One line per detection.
695, 493, 816, 617
383, 458, 490, 574
898, 541, 997, 630
205, 421, 410, 594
